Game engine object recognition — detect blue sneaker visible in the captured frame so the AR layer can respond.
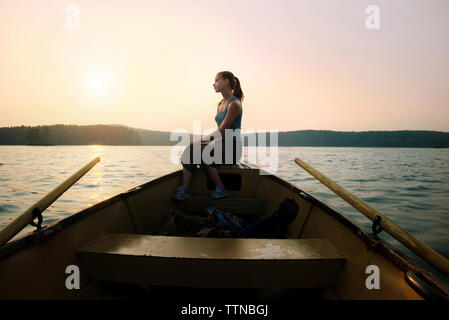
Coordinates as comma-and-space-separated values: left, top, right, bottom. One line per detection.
211, 186, 229, 199
173, 186, 191, 200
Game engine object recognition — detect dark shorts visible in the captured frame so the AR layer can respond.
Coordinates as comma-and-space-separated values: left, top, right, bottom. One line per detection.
181, 137, 242, 174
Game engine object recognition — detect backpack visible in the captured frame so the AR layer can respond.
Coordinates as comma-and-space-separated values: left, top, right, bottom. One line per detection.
236, 198, 299, 239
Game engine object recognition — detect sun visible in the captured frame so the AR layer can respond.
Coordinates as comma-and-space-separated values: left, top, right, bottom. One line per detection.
84, 72, 111, 97
81, 60, 124, 103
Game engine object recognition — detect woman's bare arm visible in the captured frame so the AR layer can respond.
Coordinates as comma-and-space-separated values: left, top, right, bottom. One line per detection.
217, 100, 242, 136
201, 100, 242, 142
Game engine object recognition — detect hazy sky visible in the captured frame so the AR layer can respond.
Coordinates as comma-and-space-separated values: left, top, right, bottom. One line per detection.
1, 0, 448, 132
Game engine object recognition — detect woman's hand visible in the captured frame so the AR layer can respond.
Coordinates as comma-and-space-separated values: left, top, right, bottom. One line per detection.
201, 136, 214, 142
201, 130, 220, 143
200, 137, 213, 146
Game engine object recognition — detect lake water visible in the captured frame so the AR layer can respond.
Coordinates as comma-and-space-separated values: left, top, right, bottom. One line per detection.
1, 146, 448, 279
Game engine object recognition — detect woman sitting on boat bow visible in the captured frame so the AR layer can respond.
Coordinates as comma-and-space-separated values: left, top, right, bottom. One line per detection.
173, 71, 244, 200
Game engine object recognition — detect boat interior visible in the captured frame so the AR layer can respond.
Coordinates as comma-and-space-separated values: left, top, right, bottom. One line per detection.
1, 163, 448, 300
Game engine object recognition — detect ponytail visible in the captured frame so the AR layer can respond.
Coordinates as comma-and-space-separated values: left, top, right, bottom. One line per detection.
233, 76, 244, 102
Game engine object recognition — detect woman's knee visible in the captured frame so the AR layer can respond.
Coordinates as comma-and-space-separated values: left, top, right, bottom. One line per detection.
183, 163, 196, 174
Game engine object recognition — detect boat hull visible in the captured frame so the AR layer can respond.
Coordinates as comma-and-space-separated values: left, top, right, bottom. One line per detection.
0, 164, 447, 299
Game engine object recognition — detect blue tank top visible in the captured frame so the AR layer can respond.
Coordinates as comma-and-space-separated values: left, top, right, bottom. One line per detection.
215, 96, 242, 130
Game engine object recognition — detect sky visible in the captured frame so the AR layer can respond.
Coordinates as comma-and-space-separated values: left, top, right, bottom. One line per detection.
1, 0, 448, 133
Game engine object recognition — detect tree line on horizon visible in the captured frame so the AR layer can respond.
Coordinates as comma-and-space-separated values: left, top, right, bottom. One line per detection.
0, 125, 141, 145
0, 125, 448, 148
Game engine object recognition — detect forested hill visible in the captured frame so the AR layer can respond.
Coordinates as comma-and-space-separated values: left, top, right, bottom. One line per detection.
274, 130, 449, 148
0, 125, 448, 147
0, 125, 143, 145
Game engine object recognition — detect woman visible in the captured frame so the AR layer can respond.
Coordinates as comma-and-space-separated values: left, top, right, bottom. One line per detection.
173, 71, 244, 200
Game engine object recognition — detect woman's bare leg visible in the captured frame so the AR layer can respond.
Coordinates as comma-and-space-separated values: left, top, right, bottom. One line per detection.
182, 168, 193, 191
207, 167, 225, 189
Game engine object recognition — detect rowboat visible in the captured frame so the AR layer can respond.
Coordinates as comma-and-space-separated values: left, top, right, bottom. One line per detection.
1, 160, 448, 300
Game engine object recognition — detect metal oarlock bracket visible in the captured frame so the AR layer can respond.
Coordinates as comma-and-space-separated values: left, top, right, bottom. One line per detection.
372, 215, 383, 239
30, 207, 43, 232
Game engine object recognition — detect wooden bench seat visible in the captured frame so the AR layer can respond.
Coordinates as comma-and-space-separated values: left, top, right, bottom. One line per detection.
77, 233, 346, 289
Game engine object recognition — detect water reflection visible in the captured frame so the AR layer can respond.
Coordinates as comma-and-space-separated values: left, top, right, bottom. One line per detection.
88, 145, 106, 203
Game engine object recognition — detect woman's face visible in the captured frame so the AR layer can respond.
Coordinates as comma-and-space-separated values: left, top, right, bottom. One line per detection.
213, 75, 228, 92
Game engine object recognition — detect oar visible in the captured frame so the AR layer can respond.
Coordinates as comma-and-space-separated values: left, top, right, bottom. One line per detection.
0, 156, 101, 246
294, 157, 449, 277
